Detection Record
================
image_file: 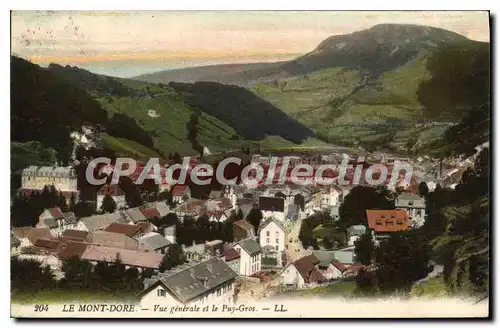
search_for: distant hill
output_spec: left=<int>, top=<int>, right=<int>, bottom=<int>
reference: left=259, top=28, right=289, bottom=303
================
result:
left=134, top=24, right=489, bottom=155
left=135, top=24, right=469, bottom=86
left=134, top=62, right=280, bottom=86
left=252, top=38, right=489, bottom=153
left=12, top=23, right=489, bottom=167
left=12, top=56, right=317, bottom=171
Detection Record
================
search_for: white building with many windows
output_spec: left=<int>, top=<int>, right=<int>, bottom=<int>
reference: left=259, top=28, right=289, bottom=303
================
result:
left=258, top=217, right=286, bottom=253
left=395, top=193, right=426, bottom=228
left=233, top=238, right=262, bottom=276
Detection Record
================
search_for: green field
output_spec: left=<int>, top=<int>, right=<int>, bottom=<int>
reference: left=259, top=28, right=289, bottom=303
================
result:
left=410, top=276, right=448, bottom=298
left=100, top=133, right=162, bottom=159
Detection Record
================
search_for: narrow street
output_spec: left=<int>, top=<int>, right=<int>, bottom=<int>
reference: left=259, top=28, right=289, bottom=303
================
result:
left=285, top=213, right=311, bottom=263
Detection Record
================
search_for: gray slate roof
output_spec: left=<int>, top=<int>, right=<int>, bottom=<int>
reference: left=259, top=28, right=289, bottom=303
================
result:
left=44, top=218, right=59, bottom=229
left=139, top=232, right=171, bottom=250
left=397, top=192, right=424, bottom=201
left=22, top=165, right=76, bottom=178
left=140, top=257, right=237, bottom=304
left=332, top=249, right=355, bottom=265
left=313, top=250, right=337, bottom=268
left=236, top=238, right=262, bottom=256
left=395, top=193, right=426, bottom=209
left=124, top=207, right=148, bottom=223
left=313, top=249, right=355, bottom=266
left=80, top=212, right=127, bottom=231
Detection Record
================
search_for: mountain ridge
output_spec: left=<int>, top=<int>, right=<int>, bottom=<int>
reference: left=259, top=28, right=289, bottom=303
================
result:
left=134, top=24, right=473, bottom=86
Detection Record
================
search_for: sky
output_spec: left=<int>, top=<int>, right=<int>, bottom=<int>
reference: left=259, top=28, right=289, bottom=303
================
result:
left=11, top=11, right=490, bottom=78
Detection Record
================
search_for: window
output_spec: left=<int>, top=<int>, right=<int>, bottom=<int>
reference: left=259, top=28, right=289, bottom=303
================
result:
left=275, top=231, right=279, bottom=237
left=275, top=245, right=279, bottom=251
left=276, top=238, right=279, bottom=244
left=416, top=210, right=421, bottom=217
left=266, top=231, right=270, bottom=236
left=266, top=238, right=270, bottom=244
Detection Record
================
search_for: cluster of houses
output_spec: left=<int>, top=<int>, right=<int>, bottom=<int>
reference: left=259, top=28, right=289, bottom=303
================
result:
left=281, top=248, right=363, bottom=289
left=280, top=191, right=428, bottom=290
left=11, top=202, right=176, bottom=271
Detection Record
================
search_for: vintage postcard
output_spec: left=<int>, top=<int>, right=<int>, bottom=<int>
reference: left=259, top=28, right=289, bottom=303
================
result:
left=10, top=10, right=490, bottom=318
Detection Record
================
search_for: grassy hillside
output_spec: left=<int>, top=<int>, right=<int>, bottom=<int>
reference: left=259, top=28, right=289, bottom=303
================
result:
left=99, top=133, right=162, bottom=159
left=12, top=56, right=323, bottom=177
left=168, top=81, right=315, bottom=144
left=93, top=83, right=240, bottom=156
left=132, top=24, right=488, bottom=156
left=252, top=38, right=489, bottom=154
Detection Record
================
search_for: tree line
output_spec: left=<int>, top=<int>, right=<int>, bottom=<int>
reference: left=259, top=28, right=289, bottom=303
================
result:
left=11, top=185, right=71, bottom=227
left=11, top=254, right=152, bottom=299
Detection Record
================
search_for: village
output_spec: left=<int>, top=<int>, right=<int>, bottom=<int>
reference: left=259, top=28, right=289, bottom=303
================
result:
left=10, top=143, right=486, bottom=306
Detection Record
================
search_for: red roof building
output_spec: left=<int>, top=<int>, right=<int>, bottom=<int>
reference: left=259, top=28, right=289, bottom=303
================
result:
left=291, top=254, right=326, bottom=284
left=103, top=223, right=142, bottom=238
